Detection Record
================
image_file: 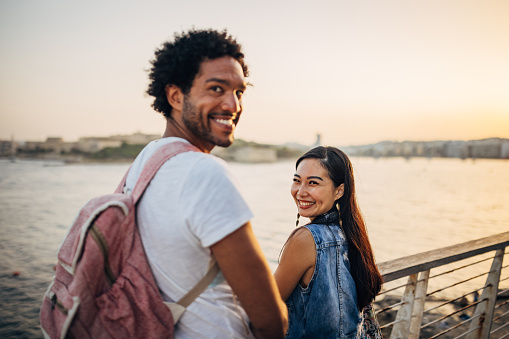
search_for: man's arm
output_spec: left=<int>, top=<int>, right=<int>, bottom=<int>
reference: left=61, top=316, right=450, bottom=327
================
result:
left=210, top=222, right=288, bottom=339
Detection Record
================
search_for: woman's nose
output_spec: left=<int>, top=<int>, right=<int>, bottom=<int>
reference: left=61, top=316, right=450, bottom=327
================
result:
left=297, top=185, right=308, bottom=196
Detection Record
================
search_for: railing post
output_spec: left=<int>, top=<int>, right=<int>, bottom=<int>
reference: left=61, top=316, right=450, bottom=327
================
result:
left=408, top=270, right=430, bottom=339
left=390, top=274, right=417, bottom=339
left=467, top=248, right=505, bottom=339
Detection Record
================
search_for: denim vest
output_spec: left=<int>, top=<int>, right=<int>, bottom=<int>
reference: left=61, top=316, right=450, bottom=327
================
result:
left=286, top=210, right=361, bottom=338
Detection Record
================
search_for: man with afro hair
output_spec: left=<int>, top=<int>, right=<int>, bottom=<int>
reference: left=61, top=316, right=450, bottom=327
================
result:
left=123, top=29, right=288, bottom=338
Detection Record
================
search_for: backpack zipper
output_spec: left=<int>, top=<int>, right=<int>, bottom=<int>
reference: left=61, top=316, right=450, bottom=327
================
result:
left=51, top=294, right=68, bottom=315
left=89, top=224, right=116, bottom=286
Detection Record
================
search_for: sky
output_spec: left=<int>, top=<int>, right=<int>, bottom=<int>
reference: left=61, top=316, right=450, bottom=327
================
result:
left=1, top=0, right=508, bottom=147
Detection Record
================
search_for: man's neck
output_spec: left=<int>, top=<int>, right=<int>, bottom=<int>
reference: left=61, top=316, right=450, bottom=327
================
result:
left=162, top=118, right=213, bottom=153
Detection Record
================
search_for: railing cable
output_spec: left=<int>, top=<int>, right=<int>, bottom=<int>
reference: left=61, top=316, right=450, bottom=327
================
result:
left=426, top=272, right=492, bottom=297
left=426, top=314, right=481, bottom=339
left=378, top=281, right=410, bottom=295
left=493, top=299, right=509, bottom=319
left=428, top=256, right=493, bottom=280
left=491, top=309, right=509, bottom=326
left=379, top=318, right=404, bottom=330
left=497, top=287, right=509, bottom=296
left=423, top=288, right=484, bottom=314
left=450, top=324, right=482, bottom=339
left=375, top=300, right=405, bottom=315
left=421, top=299, right=484, bottom=329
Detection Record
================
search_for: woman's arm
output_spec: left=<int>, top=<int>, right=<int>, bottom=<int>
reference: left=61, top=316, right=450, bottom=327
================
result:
left=273, top=227, right=317, bottom=301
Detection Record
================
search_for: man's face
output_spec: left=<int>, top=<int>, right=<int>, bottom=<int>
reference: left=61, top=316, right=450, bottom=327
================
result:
left=181, top=56, right=247, bottom=149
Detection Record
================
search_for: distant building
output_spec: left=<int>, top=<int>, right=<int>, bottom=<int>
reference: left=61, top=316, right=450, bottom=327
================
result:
left=502, top=141, right=509, bottom=159
left=469, top=139, right=503, bottom=159
left=232, top=146, right=277, bottom=163
left=0, top=140, right=15, bottom=156
left=311, top=133, right=322, bottom=148
left=23, top=137, right=76, bottom=154
left=110, top=132, right=160, bottom=145
left=76, top=137, right=122, bottom=153
left=76, top=132, right=158, bottom=153
left=444, top=141, right=469, bottom=159
left=401, top=142, right=415, bottom=158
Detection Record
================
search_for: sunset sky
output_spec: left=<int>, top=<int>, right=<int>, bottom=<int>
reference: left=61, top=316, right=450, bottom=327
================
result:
left=1, top=0, right=508, bottom=147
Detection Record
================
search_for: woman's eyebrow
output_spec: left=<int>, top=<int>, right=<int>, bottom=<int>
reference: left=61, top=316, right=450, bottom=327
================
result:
left=307, top=176, right=324, bottom=181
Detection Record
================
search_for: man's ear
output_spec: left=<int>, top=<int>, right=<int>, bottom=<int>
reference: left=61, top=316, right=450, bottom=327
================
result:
left=165, top=84, right=184, bottom=111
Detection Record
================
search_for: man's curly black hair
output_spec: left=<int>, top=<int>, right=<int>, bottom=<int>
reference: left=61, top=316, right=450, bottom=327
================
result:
left=147, top=29, right=249, bottom=119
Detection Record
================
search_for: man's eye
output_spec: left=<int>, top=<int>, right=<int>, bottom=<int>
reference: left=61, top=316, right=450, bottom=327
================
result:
left=236, top=90, right=244, bottom=99
left=211, top=86, right=223, bottom=93
left=293, top=178, right=300, bottom=183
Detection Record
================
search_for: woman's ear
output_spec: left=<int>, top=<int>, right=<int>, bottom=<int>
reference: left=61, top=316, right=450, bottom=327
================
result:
left=335, top=183, right=345, bottom=200
left=165, top=84, right=184, bottom=111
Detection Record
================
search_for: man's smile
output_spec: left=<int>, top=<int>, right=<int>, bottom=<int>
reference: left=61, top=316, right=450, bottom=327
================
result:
left=214, top=117, right=234, bottom=126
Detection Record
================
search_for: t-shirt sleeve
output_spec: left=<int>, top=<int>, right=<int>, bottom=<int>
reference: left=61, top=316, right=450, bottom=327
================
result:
left=180, top=155, right=253, bottom=248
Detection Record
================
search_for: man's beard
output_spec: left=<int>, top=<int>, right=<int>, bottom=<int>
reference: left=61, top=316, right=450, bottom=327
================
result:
left=181, top=96, right=234, bottom=148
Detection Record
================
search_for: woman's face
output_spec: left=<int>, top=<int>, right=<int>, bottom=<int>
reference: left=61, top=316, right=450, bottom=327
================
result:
left=291, top=159, right=344, bottom=221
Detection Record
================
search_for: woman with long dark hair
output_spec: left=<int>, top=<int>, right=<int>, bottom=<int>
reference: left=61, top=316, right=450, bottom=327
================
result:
left=274, top=146, right=383, bottom=338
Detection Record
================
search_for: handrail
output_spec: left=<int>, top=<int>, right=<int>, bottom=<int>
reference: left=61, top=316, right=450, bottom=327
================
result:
left=374, top=232, right=509, bottom=338
left=378, top=231, right=509, bottom=282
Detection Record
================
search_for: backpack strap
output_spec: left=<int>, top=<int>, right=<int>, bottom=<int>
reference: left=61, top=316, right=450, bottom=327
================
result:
left=115, top=169, right=130, bottom=194
left=115, top=141, right=200, bottom=201
left=177, top=259, right=220, bottom=308
left=117, top=140, right=221, bottom=321
left=165, top=259, right=220, bottom=324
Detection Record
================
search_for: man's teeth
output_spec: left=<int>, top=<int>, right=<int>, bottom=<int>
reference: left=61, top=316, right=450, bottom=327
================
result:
left=215, top=118, right=233, bottom=126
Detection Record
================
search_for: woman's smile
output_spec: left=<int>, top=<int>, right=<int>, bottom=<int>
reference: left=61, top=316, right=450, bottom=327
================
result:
left=297, top=200, right=315, bottom=208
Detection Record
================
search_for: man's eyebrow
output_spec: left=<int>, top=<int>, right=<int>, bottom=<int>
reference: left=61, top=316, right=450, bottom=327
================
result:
left=205, top=78, right=247, bottom=90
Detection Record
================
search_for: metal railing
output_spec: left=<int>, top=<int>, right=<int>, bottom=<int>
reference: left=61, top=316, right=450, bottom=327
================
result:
left=374, top=231, right=509, bottom=338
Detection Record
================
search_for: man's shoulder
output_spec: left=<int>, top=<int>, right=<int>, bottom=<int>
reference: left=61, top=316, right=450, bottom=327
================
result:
left=127, top=138, right=228, bottom=188
left=170, top=147, right=228, bottom=171
left=140, top=138, right=226, bottom=167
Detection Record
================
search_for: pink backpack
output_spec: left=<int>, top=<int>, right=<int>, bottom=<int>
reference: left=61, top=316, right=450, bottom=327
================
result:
left=40, top=142, right=218, bottom=339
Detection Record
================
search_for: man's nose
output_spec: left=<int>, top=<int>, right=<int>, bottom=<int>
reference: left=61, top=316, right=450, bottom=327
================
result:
left=221, top=92, right=241, bottom=113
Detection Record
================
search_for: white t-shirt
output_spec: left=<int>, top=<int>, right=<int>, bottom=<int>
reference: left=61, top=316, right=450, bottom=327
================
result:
left=125, top=137, right=255, bottom=339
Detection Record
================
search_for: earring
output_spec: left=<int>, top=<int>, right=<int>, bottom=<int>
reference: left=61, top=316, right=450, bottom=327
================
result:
left=296, top=213, right=300, bottom=227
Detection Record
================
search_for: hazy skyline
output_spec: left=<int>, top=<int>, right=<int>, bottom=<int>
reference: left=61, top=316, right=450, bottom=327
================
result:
left=1, top=0, right=508, bottom=147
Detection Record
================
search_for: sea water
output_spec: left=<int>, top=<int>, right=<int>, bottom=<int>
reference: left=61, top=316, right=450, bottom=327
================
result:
left=1, top=157, right=508, bottom=338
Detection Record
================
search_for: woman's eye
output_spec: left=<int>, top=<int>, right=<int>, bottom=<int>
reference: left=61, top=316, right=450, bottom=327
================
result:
left=309, top=181, right=318, bottom=185
left=293, top=178, right=300, bottom=183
